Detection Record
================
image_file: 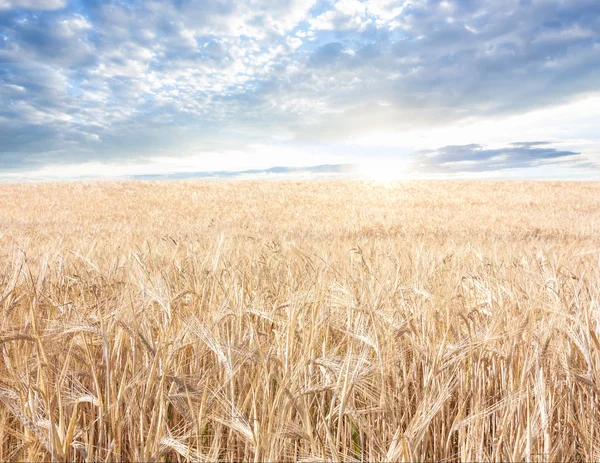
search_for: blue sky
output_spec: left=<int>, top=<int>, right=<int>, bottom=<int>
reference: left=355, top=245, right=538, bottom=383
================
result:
left=0, top=0, right=599, bottom=181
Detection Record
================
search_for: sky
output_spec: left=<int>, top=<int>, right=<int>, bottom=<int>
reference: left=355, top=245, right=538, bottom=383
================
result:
left=0, top=0, right=599, bottom=181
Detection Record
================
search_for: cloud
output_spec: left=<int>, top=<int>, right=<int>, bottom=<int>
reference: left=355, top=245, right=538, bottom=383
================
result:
left=0, top=0, right=599, bottom=178
left=310, top=0, right=369, bottom=31
left=131, top=163, right=355, bottom=180
left=0, top=0, right=66, bottom=10
left=412, top=142, right=588, bottom=173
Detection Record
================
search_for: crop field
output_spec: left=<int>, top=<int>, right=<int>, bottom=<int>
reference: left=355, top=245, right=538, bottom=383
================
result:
left=1, top=180, right=600, bottom=462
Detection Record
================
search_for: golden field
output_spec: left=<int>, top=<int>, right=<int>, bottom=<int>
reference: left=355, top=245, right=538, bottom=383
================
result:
left=1, top=180, right=600, bottom=462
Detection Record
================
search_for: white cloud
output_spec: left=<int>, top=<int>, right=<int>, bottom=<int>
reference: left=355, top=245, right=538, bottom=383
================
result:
left=0, top=144, right=352, bottom=182
left=366, top=0, right=411, bottom=22
left=1, top=0, right=599, bottom=180
left=287, top=36, right=303, bottom=49
left=310, top=11, right=339, bottom=31
left=336, top=0, right=367, bottom=16
left=349, top=95, right=600, bottom=168
left=0, top=0, right=66, bottom=10
left=310, top=0, right=370, bottom=31
left=56, top=14, right=92, bottom=37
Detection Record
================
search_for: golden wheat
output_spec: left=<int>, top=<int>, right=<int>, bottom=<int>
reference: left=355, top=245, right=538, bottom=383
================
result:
left=0, top=180, right=599, bottom=462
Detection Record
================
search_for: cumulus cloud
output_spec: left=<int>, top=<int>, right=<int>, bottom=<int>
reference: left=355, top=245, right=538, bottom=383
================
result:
left=0, top=0, right=599, bottom=178
left=310, top=0, right=369, bottom=31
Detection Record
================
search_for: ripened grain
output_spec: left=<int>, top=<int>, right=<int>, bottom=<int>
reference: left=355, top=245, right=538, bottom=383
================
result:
left=0, top=180, right=599, bottom=461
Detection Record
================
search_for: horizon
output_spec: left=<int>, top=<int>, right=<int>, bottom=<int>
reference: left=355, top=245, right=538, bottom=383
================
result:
left=1, top=0, right=600, bottom=181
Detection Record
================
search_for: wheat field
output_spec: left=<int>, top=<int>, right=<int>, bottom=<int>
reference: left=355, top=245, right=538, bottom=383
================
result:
left=0, top=180, right=599, bottom=462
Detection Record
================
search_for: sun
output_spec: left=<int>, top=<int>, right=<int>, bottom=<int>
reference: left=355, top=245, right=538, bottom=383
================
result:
left=357, top=160, right=408, bottom=182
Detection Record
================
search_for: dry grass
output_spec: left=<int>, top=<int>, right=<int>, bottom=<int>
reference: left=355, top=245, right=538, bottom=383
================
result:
left=1, top=180, right=600, bottom=462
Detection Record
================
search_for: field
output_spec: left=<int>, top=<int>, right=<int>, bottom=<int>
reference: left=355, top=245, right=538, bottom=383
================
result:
left=1, top=180, right=600, bottom=462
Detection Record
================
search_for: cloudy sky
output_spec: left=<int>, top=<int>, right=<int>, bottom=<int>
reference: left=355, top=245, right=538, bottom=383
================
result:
left=1, top=0, right=599, bottom=181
